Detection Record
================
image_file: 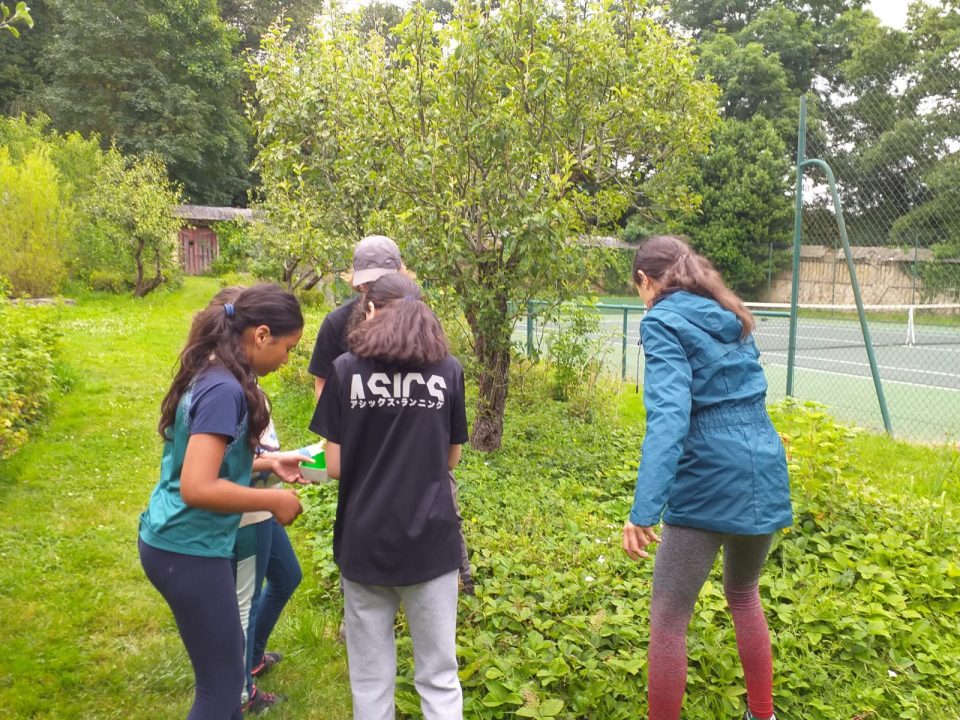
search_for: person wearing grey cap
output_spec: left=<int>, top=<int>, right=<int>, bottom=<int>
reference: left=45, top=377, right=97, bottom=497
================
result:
left=308, top=235, right=403, bottom=400
left=308, top=235, right=475, bottom=595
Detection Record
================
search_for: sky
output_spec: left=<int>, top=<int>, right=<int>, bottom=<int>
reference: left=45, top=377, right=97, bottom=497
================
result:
left=865, top=0, right=914, bottom=29
left=344, top=0, right=925, bottom=28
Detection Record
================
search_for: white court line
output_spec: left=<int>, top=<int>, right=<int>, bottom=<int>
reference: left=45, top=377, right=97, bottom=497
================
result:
left=761, top=356, right=960, bottom=392
left=763, top=351, right=960, bottom=380
left=531, top=325, right=960, bottom=388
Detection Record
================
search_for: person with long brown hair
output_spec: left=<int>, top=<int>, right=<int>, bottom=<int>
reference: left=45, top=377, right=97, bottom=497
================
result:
left=310, top=273, right=469, bottom=720
left=138, top=284, right=306, bottom=720
left=621, top=235, right=792, bottom=720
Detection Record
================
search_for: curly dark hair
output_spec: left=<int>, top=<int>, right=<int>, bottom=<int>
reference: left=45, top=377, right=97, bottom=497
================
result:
left=347, top=274, right=448, bottom=368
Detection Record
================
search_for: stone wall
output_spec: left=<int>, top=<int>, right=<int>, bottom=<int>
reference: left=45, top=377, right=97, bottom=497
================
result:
left=760, top=245, right=958, bottom=306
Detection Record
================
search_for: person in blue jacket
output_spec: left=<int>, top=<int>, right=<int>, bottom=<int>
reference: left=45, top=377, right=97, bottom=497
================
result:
left=621, top=235, right=792, bottom=720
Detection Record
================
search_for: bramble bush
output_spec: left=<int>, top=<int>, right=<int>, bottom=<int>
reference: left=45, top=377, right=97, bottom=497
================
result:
left=544, top=301, right=607, bottom=409
left=295, top=366, right=959, bottom=719
left=0, top=291, right=60, bottom=459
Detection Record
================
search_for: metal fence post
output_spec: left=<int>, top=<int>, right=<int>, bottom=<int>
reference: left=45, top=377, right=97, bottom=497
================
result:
left=804, top=158, right=894, bottom=436
left=526, top=300, right=534, bottom=357
left=787, top=95, right=807, bottom=397
left=621, top=307, right=628, bottom=380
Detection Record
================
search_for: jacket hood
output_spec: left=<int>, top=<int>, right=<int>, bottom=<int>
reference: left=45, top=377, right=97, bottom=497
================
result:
left=653, top=290, right=744, bottom=343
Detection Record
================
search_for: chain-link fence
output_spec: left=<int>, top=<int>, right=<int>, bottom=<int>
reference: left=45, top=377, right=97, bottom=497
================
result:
left=782, top=86, right=960, bottom=442
left=517, top=67, right=960, bottom=444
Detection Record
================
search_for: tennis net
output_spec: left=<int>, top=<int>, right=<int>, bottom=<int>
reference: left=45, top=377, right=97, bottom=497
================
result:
left=746, top=302, right=960, bottom=353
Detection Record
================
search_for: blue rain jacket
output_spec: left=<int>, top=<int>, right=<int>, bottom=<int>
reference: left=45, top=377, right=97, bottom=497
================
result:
left=630, top=291, right=793, bottom=535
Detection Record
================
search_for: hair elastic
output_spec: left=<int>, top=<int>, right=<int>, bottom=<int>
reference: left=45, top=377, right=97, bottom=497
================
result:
left=224, top=303, right=235, bottom=318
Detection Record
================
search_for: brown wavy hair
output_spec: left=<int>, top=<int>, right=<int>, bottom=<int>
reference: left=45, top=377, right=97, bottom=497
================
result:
left=347, top=274, right=448, bottom=368
left=633, top=235, right=754, bottom=338
left=158, top=284, right=304, bottom=446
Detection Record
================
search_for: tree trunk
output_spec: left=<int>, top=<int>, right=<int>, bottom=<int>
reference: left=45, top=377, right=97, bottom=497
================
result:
left=133, top=237, right=145, bottom=296
left=471, top=341, right=511, bottom=451
left=134, top=245, right=165, bottom=297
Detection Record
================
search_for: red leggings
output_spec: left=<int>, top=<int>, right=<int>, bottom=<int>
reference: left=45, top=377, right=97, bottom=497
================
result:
left=647, top=525, right=775, bottom=720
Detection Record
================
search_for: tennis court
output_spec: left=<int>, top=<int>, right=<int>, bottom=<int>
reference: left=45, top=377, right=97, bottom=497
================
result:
left=519, top=302, right=960, bottom=443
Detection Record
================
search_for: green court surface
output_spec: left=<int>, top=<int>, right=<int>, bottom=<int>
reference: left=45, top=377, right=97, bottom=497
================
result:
left=518, top=304, right=960, bottom=443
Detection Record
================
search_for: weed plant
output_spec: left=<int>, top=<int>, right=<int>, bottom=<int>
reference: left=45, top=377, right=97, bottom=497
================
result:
left=294, top=361, right=960, bottom=719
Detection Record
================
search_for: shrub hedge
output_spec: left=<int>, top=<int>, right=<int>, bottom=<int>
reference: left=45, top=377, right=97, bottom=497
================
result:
left=0, top=297, right=60, bottom=459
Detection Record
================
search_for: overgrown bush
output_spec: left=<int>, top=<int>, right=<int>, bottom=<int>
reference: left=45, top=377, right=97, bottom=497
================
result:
left=87, top=270, right=127, bottom=293
left=545, top=301, right=606, bottom=406
left=0, top=146, right=71, bottom=296
left=81, top=151, right=183, bottom=297
left=0, top=115, right=183, bottom=296
left=0, top=298, right=60, bottom=458
left=209, top=219, right=257, bottom=276
left=294, top=376, right=959, bottom=719
left=216, top=271, right=260, bottom=289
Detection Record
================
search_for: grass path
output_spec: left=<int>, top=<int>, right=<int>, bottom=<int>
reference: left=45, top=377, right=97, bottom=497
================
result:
left=0, top=278, right=350, bottom=719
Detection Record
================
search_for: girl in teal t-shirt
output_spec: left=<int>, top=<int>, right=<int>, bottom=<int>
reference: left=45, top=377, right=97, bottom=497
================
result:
left=138, top=284, right=306, bottom=720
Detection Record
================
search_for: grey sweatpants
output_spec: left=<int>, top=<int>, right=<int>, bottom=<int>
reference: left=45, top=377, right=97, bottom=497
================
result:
left=343, top=570, right=462, bottom=720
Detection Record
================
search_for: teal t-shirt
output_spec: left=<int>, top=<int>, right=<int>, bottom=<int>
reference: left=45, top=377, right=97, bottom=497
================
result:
left=139, top=367, right=254, bottom=558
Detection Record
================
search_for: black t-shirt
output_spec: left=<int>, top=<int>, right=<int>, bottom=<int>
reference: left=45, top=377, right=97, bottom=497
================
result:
left=307, top=297, right=359, bottom=380
left=310, top=352, right=469, bottom=585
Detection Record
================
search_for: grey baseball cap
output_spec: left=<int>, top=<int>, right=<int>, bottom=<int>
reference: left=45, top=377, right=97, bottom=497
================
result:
left=351, top=235, right=403, bottom=288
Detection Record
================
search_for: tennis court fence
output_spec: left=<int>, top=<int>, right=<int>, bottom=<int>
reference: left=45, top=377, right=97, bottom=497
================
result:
left=516, top=300, right=960, bottom=443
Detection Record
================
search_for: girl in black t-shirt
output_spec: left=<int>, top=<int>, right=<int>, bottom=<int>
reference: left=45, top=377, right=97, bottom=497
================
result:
left=311, top=274, right=468, bottom=720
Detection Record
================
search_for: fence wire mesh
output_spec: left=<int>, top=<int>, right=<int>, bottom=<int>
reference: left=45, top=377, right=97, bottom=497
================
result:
left=788, top=85, right=960, bottom=442
left=518, top=67, right=960, bottom=444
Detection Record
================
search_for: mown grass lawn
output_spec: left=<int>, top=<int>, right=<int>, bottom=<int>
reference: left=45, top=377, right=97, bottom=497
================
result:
left=1, top=277, right=958, bottom=720
left=0, top=277, right=349, bottom=719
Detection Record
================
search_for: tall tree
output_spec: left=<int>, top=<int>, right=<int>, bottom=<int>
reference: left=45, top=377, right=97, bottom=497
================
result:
left=669, top=0, right=865, bottom=39
left=888, top=0, right=960, bottom=286
left=217, top=0, right=322, bottom=53
left=254, top=1, right=719, bottom=450
left=681, top=116, right=792, bottom=295
left=44, top=0, right=250, bottom=205
left=737, top=4, right=816, bottom=92
left=0, top=0, right=49, bottom=114
left=697, top=33, right=792, bottom=124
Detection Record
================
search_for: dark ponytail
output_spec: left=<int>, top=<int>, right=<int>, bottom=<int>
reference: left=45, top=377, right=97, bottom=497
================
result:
left=348, top=274, right=448, bottom=368
left=158, top=284, right=304, bottom=446
left=633, top=235, right=754, bottom=338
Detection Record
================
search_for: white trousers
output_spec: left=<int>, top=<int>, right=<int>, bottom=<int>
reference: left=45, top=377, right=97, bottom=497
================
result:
left=342, top=569, right=462, bottom=720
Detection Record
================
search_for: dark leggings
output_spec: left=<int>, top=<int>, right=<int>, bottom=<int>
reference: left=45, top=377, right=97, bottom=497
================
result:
left=648, top=525, right=775, bottom=720
left=139, top=538, right=244, bottom=720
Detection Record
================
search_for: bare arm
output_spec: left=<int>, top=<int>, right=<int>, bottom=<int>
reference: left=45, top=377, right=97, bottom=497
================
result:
left=314, top=376, right=326, bottom=401
left=325, top=441, right=340, bottom=480
left=180, top=433, right=302, bottom=524
left=252, top=451, right=314, bottom=484
left=448, top=444, right=462, bottom=470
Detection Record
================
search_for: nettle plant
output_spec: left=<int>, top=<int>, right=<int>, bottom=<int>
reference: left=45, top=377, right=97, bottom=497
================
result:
left=293, top=369, right=960, bottom=719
